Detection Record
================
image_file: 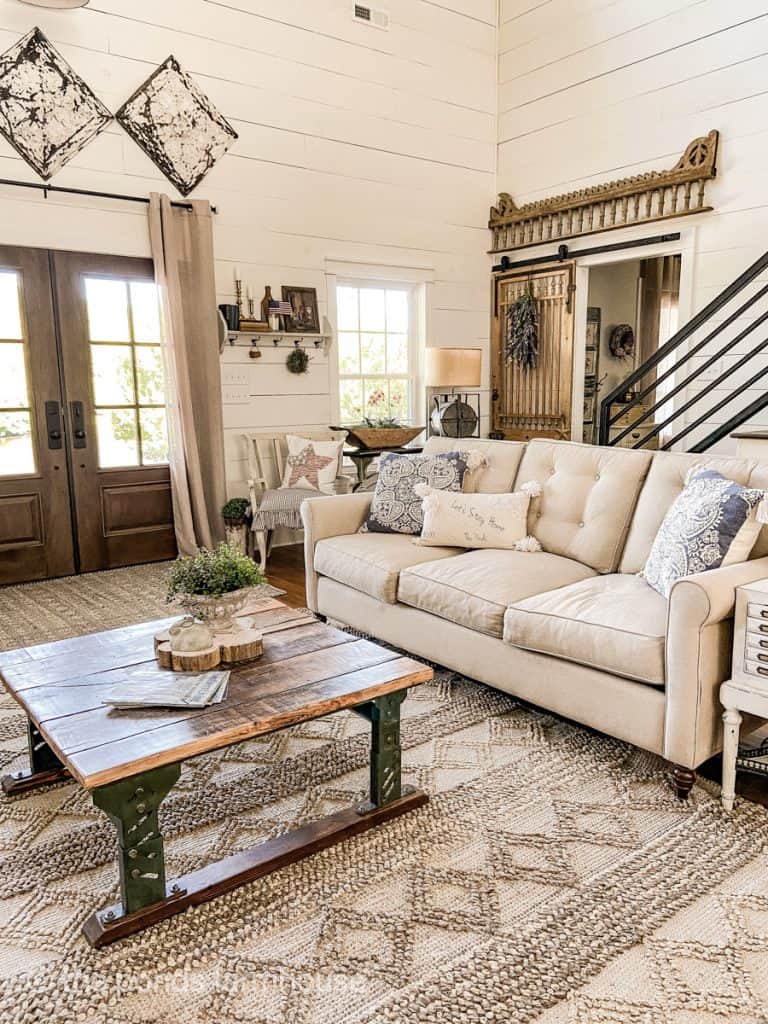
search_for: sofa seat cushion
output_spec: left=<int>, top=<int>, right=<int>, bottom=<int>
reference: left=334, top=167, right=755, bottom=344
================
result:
left=314, top=533, right=463, bottom=604
left=397, top=549, right=596, bottom=638
left=503, top=574, right=668, bottom=686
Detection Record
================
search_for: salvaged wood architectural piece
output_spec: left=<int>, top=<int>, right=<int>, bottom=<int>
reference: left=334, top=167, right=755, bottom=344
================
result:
left=489, top=131, right=719, bottom=253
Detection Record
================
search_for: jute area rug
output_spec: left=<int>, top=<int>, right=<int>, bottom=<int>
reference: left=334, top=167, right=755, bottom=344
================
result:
left=0, top=572, right=767, bottom=1023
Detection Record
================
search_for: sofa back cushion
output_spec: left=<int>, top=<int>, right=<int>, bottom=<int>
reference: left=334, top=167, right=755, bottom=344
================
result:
left=513, top=439, right=653, bottom=573
left=620, top=451, right=768, bottom=573
left=422, top=436, right=525, bottom=493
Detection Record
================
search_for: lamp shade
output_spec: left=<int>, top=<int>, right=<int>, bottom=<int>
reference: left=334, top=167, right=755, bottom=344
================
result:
left=426, top=347, right=481, bottom=388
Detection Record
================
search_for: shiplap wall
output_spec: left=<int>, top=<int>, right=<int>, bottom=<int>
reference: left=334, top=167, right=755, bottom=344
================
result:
left=497, top=0, right=768, bottom=452
left=0, top=0, right=497, bottom=497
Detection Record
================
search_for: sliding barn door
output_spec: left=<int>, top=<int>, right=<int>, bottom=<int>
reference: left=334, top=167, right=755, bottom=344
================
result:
left=491, top=263, right=575, bottom=441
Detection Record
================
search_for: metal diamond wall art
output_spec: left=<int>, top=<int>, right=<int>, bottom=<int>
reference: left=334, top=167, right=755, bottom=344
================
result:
left=117, top=56, right=238, bottom=197
left=0, top=27, right=112, bottom=180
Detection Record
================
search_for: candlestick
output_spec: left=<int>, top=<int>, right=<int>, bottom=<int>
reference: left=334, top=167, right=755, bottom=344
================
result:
left=235, top=278, right=244, bottom=319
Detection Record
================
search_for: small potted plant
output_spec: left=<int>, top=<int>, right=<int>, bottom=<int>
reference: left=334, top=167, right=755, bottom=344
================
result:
left=222, top=497, right=251, bottom=555
left=167, top=542, right=264, bottom=632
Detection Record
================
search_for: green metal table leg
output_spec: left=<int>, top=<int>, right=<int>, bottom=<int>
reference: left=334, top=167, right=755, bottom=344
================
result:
left=28, top=721, right=64, bottom=774
left=1, top=721, right=71, bottom=795
left=92, top=763, right=181, bottom=916
left=366, top=690, right=406, bottom=808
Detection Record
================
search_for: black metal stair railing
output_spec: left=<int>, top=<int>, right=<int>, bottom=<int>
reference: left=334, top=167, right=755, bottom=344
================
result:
left=598, top=250, right=768, bottom=452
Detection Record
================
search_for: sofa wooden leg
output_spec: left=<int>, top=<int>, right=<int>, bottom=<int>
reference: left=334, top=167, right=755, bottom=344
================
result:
left=670, top=764, right=696, bottom=801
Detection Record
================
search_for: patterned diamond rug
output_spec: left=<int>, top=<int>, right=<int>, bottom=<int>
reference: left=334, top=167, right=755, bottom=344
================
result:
left=1, top=574, right=767, bottom=1022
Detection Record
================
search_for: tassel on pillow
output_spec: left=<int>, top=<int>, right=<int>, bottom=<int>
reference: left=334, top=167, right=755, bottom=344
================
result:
left=758, top=496, right=768, bottom=525
left=520, top=480, right=542, bottom=498
left=513, top=534, right=542, bottom=552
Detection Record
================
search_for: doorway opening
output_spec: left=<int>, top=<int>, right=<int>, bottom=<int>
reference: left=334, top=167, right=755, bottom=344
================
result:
left=0, top=246, right=176, bottom=585
left=581, top=254, right=682, bottom=446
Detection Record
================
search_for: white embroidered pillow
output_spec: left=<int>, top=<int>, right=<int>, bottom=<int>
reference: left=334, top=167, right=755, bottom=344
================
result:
left=415, top=481, right=542, bottom=551
left=281, top=435, right=343, bottom=494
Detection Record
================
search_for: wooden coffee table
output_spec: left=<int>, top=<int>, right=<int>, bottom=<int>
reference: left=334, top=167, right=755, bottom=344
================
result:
left=0, top=599, right=432, bottom=948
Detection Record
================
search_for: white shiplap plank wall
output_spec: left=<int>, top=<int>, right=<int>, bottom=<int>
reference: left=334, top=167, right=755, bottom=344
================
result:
left=497, top=0, right=768, bottom=452
left=0, top=0, right=496, bottom=500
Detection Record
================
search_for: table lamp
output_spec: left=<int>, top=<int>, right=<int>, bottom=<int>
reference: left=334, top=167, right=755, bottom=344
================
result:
left=426, top=347, right=482, bottom=438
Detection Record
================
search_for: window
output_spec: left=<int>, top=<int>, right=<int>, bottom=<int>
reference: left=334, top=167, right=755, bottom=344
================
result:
left=336, top=282, right=413, bottom=425
left=0, top=271, right=35, bottom=476
left=84, top=276, right=168, bottom=468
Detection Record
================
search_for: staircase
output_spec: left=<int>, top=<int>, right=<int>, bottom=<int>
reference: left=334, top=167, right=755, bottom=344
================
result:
left=598, top=251, right=768, bottom=452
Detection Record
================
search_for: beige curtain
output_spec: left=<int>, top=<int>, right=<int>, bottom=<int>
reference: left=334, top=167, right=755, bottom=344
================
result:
left=149, top=193, right=226, bottom=555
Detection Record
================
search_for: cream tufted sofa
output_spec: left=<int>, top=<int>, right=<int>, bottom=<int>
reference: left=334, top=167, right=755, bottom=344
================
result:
left=301, top=438, right=768, bottom=797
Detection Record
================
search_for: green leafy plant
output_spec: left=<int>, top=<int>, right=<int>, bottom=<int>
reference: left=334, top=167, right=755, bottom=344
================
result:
left=286, top=347, right=310, bottom=374
left=506, top=289, right=539, bottom=371
left=222, top=497, right=250, bottom=523
left=167, top=542, right=264, bottom=600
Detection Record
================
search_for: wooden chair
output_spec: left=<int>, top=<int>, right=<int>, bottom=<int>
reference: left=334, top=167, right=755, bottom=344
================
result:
left=243, top=430, right=351, bottom=569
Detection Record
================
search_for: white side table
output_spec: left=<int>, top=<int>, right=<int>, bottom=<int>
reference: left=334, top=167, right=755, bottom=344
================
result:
left=720, top=679, right=768, bottom=811
left=720, top=578, right=768, bottom=810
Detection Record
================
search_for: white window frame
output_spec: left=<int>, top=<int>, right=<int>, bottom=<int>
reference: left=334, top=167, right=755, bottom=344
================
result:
left=326, top=266, right=430, bottom=428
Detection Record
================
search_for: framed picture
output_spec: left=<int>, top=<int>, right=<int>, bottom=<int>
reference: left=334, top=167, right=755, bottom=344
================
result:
left=586, top=306, right=601, bottom=349
left=583, top=392, right=596, bottom=423
left=585, top=348, right=597, bottom=376
left=281, top=286, right=320, bottom=333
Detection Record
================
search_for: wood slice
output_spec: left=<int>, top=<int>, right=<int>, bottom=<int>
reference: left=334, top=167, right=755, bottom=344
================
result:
left=155, top=642, right=221, bottom=672
left=216, top=628, right=264, bottom=665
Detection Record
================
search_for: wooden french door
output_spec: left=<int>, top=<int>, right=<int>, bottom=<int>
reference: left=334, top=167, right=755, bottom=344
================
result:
left=491, top=263, right=575, bottom=440
left=0, top=247, right=176, bottom=585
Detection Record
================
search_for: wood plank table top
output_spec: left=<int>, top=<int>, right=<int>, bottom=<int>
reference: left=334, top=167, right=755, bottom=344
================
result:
left=0, top=599, right=432, bottom=791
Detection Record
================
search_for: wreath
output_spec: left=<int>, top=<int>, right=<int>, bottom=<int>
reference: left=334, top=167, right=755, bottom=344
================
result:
left=609, top=323, right=635, bottom=360
left=505, top=288, right=539, bottom=371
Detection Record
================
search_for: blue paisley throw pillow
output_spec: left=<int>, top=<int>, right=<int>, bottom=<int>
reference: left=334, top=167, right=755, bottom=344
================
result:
left=363, top=451, right=469, bottom=535
left=643, top=468, right=765, bottom=598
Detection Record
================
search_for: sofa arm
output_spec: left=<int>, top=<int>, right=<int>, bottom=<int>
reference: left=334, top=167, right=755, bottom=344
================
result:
left=300, top=492, right=373, bottom=611
left=664, top=556, right=768, bottom=768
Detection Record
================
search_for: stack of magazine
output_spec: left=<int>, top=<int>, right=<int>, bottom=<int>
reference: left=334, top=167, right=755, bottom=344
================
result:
left=103, top=666, right=231, bottom=710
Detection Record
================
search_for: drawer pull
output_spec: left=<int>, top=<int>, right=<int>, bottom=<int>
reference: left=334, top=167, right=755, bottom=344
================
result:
left=761, top=609, right=768, bottom=619
left=758, top=666, right=768, bottom=676
left=758, top=653, right=768, bottom=663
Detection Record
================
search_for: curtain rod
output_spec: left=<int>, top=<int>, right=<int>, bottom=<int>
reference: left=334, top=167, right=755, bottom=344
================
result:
left=491, top=232, right=681, bottom=273
left=0, top=177, right=218, bottom=214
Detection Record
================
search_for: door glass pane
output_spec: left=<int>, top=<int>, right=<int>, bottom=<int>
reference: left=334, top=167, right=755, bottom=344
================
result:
left=386, top=290, right=408, bottom=333
left=135, top=346, right=165, bottom=405
left=0, top=344, right=30, bottom=407
left=139, top=408, right=169, bottom=464
left=0, top=272, right=23, bottom=339
left=130, top=281, right=161, bottom=342
left=90, top=345, right=135, bottom=406
left=359, top=288, right=385, bottom=331
left=95, top=408, right=139, bottom=467
left=336, top=287, right=358, bottom=331
left=360, top=332, right=385, bottom=374
left=85, top=278, right=130, bottom=341
left=0, top=412, right=34, bottom=475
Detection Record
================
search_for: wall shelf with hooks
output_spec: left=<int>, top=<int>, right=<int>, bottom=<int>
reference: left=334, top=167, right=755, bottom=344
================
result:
left=226, top=331, right=331, bottom=353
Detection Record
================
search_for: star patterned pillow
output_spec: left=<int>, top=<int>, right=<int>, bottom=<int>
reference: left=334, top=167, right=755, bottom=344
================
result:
left=280, top=436, right=343, bottom=494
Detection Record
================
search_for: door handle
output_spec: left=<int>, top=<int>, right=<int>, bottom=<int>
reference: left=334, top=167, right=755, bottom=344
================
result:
left=44, top=400, right=63, bottom=450
left=70, top=401, right=87, bottom=449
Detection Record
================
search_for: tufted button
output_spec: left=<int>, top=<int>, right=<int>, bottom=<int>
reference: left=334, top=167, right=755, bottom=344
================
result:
left=579, top=521, right=584, bottom=527
left=537, top=512, right=542, bottom=518
left=595, top=473, right=600, bottom=481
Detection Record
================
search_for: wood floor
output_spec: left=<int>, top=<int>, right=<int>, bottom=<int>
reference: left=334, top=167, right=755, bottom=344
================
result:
left=265, top=543, right=308, bottom=609
left=267, top=545, right=768, bottom=810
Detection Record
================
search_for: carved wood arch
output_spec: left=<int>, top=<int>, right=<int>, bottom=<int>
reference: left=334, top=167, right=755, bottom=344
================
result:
left=489, top=131, right=719, bottom=254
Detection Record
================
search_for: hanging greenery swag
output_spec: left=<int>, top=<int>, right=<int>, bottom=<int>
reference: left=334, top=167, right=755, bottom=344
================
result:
left=506, top=287, right=539, bottom=371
